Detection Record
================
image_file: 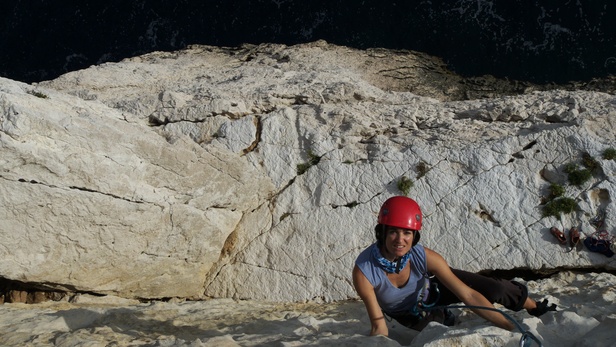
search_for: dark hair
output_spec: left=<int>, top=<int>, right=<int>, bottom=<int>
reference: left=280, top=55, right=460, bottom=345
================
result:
left=375, top=224, right=421, bottom=247
left=375, top=224, right=386, bottom=247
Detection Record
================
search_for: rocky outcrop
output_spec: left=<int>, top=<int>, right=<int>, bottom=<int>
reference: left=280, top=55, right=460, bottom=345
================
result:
left=0, top=66, right=275, bottom=299
left=1, top=41, right=615, bottom=301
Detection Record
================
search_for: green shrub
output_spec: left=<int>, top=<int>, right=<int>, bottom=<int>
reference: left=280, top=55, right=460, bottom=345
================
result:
left=27, top=90, right=48, bottom=98
left=345, top=201, right=359, bottom=208
left=543, top=197, right=578, bottom=218
left=416, top=162, right=428, bottom=179
left=581, top=152, right=600, bottom=172
left=296, top=163, right=311, bottom=175
left=562, top=161, right=593, bottom=186
left=568, top=168, right=592, bottom=186
left=563, top=162, right=578, bottom=174
left=603, top=148, right=616, bottom=160
left=548, top=183, right=565, bottom=199
left=397, top=176, right=414, bottom=196
left=296, top=151, right=321, bottom=175
left=541, top=152, right=600, bottom=220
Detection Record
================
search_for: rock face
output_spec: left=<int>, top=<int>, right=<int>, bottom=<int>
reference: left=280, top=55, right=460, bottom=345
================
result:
left=0, top=63, right=275, bottom=299
left=1, top=41, right=615, bottom=301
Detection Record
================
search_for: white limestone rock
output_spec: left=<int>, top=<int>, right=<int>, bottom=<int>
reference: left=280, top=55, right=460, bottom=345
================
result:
left=0, top=77, right=274, bottom=299
left=1, top=41, right=614, bottom=301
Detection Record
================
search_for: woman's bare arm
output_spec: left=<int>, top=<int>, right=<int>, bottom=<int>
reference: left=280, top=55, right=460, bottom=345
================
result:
left=352, top=265, right=389, bottom=336
left=425, top=248, right=515, bottom=331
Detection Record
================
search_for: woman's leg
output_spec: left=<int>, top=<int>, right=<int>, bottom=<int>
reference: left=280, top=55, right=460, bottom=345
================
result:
left=433, top=268, right=528, bottom=311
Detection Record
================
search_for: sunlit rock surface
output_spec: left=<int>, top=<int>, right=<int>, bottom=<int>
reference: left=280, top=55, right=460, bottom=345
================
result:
left=1, top=42, right=615, bottom=303
left=0, top=271, right=614, bottom=346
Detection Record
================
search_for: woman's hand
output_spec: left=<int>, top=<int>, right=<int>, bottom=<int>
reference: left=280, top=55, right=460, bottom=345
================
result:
left=369, top=316, right=389, bottom=336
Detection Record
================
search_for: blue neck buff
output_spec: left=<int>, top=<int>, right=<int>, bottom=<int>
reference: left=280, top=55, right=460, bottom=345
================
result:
left=371, top=243, right=411, bottom=274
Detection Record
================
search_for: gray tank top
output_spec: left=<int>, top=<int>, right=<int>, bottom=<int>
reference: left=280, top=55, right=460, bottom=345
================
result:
left=355, top=243, right=429, bottom=315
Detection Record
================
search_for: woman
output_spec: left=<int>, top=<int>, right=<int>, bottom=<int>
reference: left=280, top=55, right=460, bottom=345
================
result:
left=353, top=196, right=556, bottom=336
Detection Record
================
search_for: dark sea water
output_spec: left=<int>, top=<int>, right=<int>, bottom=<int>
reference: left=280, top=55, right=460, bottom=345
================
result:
left=1, top=0, right=615, bottom=84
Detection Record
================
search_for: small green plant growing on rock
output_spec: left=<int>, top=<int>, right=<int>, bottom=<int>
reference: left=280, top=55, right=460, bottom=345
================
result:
left=416, top=162, right=428, bottom=179
left=27, top=90, right=48, bottom=99
left=568, top=168, right=592, bottom=186
left=296, top=162, right=310, bottom=175
left=541, top=182, right=565, bottom=205
left=581, top=152, right=601, bottom=173
left=563, top=163, right=577, bottom=174
left=397, top=176, right=414, bottom=196
left=603, top=148, right=616, bottom=160
left=345, top=201, right=359, bottom=208
left=563, top=162, right=592, bottom=186
left=543, top=197, right=578, bottom=219
left=297, top=150, right=321, bottom=175
left=548, top=183, right=565, bottom=200
left=541, top=152, right=601, bottom=220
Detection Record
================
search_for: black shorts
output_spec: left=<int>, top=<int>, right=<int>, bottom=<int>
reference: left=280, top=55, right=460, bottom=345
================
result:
left=433, top=268, right=529, bottom=311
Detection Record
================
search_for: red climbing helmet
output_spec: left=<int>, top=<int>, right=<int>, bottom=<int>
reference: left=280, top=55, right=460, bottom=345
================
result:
left=377, top=196, right=423, bottom=231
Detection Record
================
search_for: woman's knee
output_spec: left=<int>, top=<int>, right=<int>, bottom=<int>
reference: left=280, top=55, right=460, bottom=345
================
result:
left=485, top=279, right=529, bottom=310
left=481, top=279, right=507, bottom=302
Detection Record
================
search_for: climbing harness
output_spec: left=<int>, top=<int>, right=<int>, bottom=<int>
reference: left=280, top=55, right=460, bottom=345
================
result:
left=409, top=274, right=440, bottom=317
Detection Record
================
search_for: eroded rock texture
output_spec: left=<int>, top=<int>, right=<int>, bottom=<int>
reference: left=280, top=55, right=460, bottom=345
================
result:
left=1, top=42, right=614, bottom=300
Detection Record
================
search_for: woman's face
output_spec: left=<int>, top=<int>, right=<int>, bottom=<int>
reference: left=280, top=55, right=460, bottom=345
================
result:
left=382, top=226, right=415, bottom=260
